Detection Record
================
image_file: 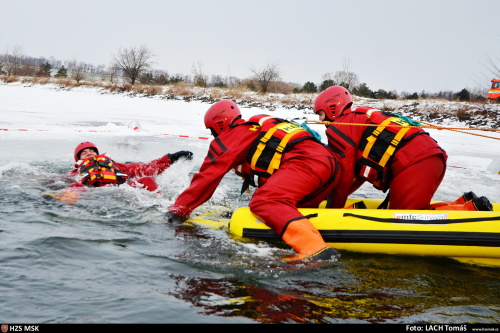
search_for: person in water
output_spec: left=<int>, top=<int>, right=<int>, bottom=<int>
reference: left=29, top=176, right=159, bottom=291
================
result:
left=165, top=99, right=341, bottom=263
left=44, top=141, right=193, bottom=202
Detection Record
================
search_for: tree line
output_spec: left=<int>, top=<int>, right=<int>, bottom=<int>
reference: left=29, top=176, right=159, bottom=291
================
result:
left=0, top=45, right=488, bottom=102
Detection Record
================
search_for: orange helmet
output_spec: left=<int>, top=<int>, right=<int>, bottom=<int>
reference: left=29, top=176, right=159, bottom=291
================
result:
left=204, top=100, right=242, bottom=137
left=313, top=86, right=353, bottom=121
left=74, top=141, right=99, bottom=161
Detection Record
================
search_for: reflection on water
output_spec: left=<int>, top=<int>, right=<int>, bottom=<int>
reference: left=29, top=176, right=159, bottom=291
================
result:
left=1, top=158, right=500, bottom=324
left=166, top=246, right=500, bottom=323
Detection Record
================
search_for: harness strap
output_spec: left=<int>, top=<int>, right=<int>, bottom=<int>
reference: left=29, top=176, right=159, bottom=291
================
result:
left=380, top=124, right=411, bottom=167
left=268, top=127, right=303, bottom=173
left=251, top=126, right=279, bottom=168
left=239, top=117, right=316, bottom=194
left=362, top=117, right=412, bottom=167
left=251, top=122, right=305, bottom=175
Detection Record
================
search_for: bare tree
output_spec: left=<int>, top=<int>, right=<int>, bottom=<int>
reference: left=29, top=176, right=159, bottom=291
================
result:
left=66, top=60, right=86, bottom=83
left=226, top=76, right=240, bottom=88
left=333, top=56, right=359, bottom=90
left=192, top=61, right=208, bottom=87
left=209, top=74, right=227, bottom=87
left=103, top=64, right=122, bottom=83
left=485, top=54, right=500, bottom=78
left=3, top=45, right=25, bottom=76
left=249, top=62, right=281, bottom=93
left=112, top=45, right=155, bottom=84
left=474, top=48, right=500, bottom=90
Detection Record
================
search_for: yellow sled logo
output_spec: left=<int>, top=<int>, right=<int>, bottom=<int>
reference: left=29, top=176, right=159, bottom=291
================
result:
left=394, top=213, right=448, bottom=221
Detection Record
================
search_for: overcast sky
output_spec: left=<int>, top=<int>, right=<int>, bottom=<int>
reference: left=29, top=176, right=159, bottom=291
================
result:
left=3, top=0, right=500, bottom=93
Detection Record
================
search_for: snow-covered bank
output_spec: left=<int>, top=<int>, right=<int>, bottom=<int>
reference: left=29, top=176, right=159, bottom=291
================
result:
left=3, top=79, right=500, bottom=127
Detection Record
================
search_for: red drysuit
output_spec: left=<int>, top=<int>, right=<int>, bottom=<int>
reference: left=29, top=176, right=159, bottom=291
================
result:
left=168, top=115, right=340, bottom=236
left=325, top=106, right=448, bottom=210
left=67, top=154, right=174, bottom=192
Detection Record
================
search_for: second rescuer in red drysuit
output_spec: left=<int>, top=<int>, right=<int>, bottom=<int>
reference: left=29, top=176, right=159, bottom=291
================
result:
left=45, top=142, right=193, bottom=202
left=165, top=100, right=340, bottom=262
left=313, top=85, right=492, bottom=211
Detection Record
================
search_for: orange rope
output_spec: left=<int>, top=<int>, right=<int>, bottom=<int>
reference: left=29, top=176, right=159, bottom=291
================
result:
left=419, top=121, right=500, bottom=140
left=304, top=120, right=500, bottom=141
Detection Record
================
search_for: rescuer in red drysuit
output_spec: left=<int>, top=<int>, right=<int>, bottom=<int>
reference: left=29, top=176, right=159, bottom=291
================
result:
left=165, top=100, right=341, bottom=263
left=44, top=142, right=192, bottom=202
left=313, top=86, right=492, bottom=211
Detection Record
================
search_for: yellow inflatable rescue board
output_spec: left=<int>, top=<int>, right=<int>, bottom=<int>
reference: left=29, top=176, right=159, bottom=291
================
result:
left=228, top=199, right=500, bottom=268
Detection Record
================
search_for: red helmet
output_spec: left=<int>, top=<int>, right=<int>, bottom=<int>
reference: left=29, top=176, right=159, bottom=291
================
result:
left=74, top=141, right=99, bottom=161
left=204, top=100, right=242, bottom=137
left=313, top=86, right=353, bottom=120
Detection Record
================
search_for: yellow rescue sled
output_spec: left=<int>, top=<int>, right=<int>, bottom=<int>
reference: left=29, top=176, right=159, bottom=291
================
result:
left=228, top=199, right=500, bottom=268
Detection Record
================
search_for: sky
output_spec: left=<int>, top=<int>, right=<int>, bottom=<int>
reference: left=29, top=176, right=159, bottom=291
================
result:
left=2, top=0, right=500, bottom=93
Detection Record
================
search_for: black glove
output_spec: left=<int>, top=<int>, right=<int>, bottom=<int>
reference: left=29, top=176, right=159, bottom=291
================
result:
left=167, top=151, right=193, bottom=163
left=165, top=211, right=188, bottom=223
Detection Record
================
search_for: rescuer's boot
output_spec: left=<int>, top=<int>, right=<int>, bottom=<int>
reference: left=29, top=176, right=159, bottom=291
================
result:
left=432, top=196, right=493, bottom=211
left=282, top=218, right=340, bottom=263
left=428, top=191, right=477, bottom=210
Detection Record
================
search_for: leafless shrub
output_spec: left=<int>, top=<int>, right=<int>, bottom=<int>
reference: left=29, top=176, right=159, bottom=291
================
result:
left=249, top=62, right=281, bottom=93
left=224, top=86, right=250, bottom=100
left=419, top=103, right=447, bottom=116
left=165, top=83, right=192, bottom=96
left=264, top=95, right=280, bottom=105
left=267, top=81, right=295, bottom=94
left=133, top=84, right=161, bottom=95
left=0, top=75, right=19, bottom=83
left=30, top=77, right=50, bottom=85
left=109, top=83, right=132, bottom=93
left=53, top=78, right=74, bottom=86
left=279, top=94, right=311, bottom=106
left=379, top=103, right=397, bottom=112
left=145, top=85, right=162, bottom=95
left=206, top=88, right=226, bottom=100
left=455, top=107, right=470, bottom=121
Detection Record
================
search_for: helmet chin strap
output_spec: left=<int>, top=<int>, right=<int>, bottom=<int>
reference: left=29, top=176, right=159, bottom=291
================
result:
left=229, top=116, right=244, bottom=128
left=324, top=114, right=335, bottom=123
left=208, top=127, right=218, bottom=137
left=334, top=103, right=352, bottom=120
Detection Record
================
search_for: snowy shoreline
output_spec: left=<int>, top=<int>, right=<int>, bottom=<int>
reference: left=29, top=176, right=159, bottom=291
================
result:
left=2, top=80, right=500, bottom=129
